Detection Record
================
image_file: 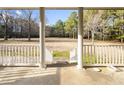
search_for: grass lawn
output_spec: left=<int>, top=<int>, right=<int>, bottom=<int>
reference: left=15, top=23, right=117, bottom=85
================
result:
left=53, top=50, right=70, bottom=59
left=52, top=50, right=97, bottom=64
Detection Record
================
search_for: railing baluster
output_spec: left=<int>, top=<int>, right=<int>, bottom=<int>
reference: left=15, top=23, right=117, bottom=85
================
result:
left=121, top=46, right=123, bottom=64
left=2, top=45, right=4, bottom=65
left=16, top=45, right=17, bottom=64
left=17, top=46, right=19, bottom=64
left=85, top=45, right=87, bottom=65
left=95, top=45, right=99, bottom=64
left=89, top=45, right=92, bottom=64
left=108, top=46, right=110, bottom=64
left=0, top=45, right=1, bottom=64
left=115, top=46, right=118, bottom=65
left=99, top=45, right=101, bottom=64
left=122, top=46, right=124, bottom=64
left=8, top=45, right=10, bottom=64
left=27, top=46, right=29, bottom=64
left=0, top=45, right=3, bottom=65
left=105, top=46, right=107, bottom=64
left=18, top=45, right=20, bottom=64
left=37, top=46, right=39, bottom=64
left=115, top=46, right=117, bottom=65
left=28, top=46, right=30, bottom=64
left=102, top=45, right=105, bottom=64
left=33, top=46, right=35, bottom=64
left=14, top=45, right=16, bottom=64
left=88, top=45, right=90, bottom=65
left=12, top=45, right=13, bottom=64
left=23, top=45, right=25, bottom=64
left=25, top=46, right=27, bottom=64
left=93, top=45, right=95, bottom=64
left=112, top=47, right=115, bottom=64
left=20, top=45, right=21, bottom=64
left=118, top=46, right=120, bottom=65
left=83, top=45, right=85, bottom=64
left=6, top=45, right=7, bottom=64
left=30, top=46, right=32, bottom=64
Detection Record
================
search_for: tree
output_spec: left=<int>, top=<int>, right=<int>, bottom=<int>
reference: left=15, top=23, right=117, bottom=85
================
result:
left=101, top=10, right=124, bottom=42
left=14, top=10, right=25, bottom=38
left=54, top=19, right=65, bottom=37
left=84, top=10, right=103, bottom=44
left=21, top=10, right=33, bottom=41
left=64, top=11, right=78, bottom=38
left=0, top=10, right=12, bottom=40
left=115, top=10, right=124, bottom=42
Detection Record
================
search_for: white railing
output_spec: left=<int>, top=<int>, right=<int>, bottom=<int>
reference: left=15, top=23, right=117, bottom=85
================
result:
left=1, top=44, right=124, bottom=66
left=70, top=45, right=124, bottom=66
left=0, top=44, right=53, bottom=66
left=0, top=44, right=40, bottom=66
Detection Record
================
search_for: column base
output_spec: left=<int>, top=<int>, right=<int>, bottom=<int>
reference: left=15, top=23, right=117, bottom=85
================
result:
left=38, top=64, right=47, bottom=69
left=77, top=65, right=85, bottom=70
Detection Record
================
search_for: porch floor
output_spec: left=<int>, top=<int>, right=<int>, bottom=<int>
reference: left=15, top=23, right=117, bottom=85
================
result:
left=0, top=66, right=124, bottom=85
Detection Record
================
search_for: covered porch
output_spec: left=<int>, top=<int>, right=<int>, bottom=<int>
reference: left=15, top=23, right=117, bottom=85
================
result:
left=32, top=7, right=124, bottom=69
left=0, top=7, right=124, bottom=85
left=0, top=7, right=124, bottom=68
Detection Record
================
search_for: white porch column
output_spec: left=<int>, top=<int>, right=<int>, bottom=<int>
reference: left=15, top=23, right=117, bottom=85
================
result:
left=39, top=7, right=45, bottom=68
left=77, top=7, right=83, bottom=69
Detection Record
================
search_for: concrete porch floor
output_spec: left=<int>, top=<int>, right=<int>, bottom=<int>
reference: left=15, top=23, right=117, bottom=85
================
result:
left=0, top=66, right=124, bottom=85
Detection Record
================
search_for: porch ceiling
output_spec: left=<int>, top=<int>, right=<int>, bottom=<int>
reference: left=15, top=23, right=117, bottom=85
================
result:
left=0, top=7, right=124, bottom=10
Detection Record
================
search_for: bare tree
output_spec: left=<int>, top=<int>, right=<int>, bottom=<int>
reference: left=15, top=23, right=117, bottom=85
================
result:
left=0, top=10, right=12, bottom=40
left=15, top=10, right=25, bottom=38
left=21, top=10, right=33, bottom=41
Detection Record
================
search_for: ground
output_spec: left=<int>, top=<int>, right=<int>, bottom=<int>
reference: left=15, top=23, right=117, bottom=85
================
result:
left=0, top=66, right=124, bottom=85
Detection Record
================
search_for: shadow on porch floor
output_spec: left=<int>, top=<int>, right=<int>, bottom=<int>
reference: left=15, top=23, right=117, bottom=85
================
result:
left=0, top=66, right=124, bottom=85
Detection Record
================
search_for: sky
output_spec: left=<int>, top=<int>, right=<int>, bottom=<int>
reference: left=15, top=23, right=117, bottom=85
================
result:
left=45, top=10, right=77, bottom=25
left=16, top=10, right=77, bottom=25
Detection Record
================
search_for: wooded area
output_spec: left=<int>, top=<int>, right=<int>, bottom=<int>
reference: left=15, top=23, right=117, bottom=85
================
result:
left=0, top=9, right=124, bottom=42
left=0, top=10, right=39, bottom=40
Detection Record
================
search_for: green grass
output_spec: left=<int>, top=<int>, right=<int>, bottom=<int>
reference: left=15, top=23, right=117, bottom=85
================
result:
left=72, top=54, right=97, bottom=64
left=53, top=50, right=70, bottom=59
left=83, top=54, right=97, bottom=64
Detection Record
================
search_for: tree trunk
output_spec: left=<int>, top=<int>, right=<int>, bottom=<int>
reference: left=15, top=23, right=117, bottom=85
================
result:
left=28, top=21, right=31, bottom=41
left=4, top=23, right=8, bottom=40
left=92, top=30, right=94, bottom=45
left=121, top=30, right=124, bottom=43
left=121, top=38, right=123, bottom=43
left=102, top=27, right=104, bottom=41
left=20, top=25, right=23, bottom=38
left=73, top=31, right=74, bottom=39
left=88, top=31, right=90, bottom=40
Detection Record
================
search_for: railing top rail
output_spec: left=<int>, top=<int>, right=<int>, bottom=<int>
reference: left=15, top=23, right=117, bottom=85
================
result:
left=0, top=44, right=124, bottom=47
left=83, top=44, right=124, bottom=46
left=0, top=44, right=39, bottom=46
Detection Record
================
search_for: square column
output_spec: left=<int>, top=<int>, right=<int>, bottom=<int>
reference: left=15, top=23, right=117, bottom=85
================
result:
left=39, top=7, right=45, bottom=68
left=77, top=7, right=83, bottom=69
